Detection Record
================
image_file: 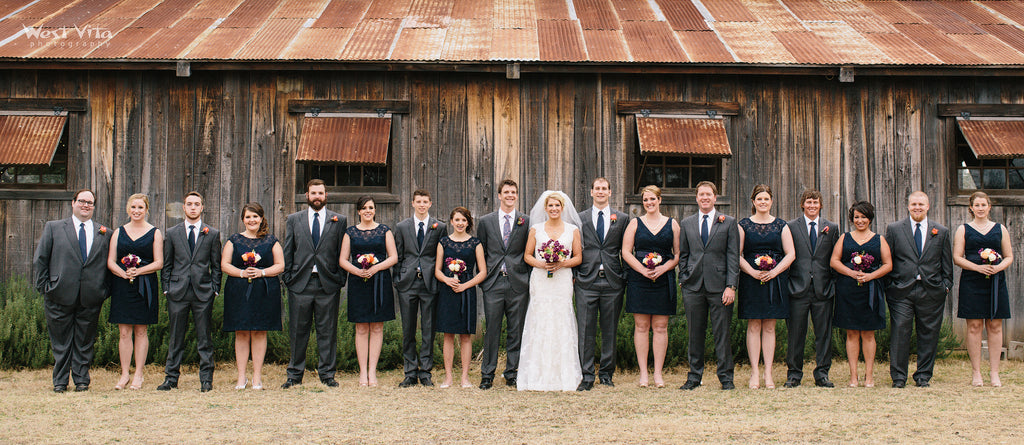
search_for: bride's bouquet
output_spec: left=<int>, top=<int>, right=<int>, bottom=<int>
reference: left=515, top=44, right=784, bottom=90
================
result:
left=538, top=239, right=569, bottom=278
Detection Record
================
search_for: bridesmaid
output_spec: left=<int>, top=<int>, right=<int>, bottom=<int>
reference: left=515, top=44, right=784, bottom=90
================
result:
left=737, top=184, right=795, bottom=389
left=107, top=193, right=163, bottom=390
left=221, top=203, right=284, bottom=390
left=621, top=185, right=680, bottom=388
left=340, top=196, right=398, bottom=387
left=953, top=191, right=1013, bottom=387
left=830, top=201, right=892, bottom=388
left=434, top=207, right=487, bottom=388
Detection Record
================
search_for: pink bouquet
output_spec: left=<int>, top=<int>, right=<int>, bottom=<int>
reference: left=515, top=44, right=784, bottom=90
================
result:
left=979, top=248, right=1003, bottom=278
left=446, top=257, right=467, bottom=278
left=121, top=254, right=140, bottom=283
left=850, top=251, right=875, bottom=286
left=753, top=255, right=775, bottom=285
left=241, top=250, right=261, bottom=282
left=642, top=252, right=662, bottom=282
left=356, top=253, right=378, bottom=282
left=538, top=239, right=569, bottom=278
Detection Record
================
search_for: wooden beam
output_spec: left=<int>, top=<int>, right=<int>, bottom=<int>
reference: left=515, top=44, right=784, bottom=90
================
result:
left=0, top=98, right=88, bottom=112
left=287, top=100, right=411, bottom=114
left=937, top=104, right=1024, bottom=117
left=616, top=101, right=740, bottom=116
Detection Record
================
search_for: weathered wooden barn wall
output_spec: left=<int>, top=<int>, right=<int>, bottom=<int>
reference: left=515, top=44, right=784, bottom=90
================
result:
left=1, top=68, right=1023, bottom=344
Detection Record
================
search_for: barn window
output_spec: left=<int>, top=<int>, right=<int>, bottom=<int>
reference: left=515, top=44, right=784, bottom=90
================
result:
left=0, top=113, right=69, bottom=189
left=295, top=114, right=391, bottom=192
left=633, top=116, right=729, bottom=193
left=955, top=118, right=1024, bottom=192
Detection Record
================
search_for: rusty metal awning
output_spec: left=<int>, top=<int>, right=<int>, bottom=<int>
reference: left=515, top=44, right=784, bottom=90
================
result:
left=957, top=118, right=1024, bottom=159
left=0, top=115, right=67, bottom=165
left=636, top=116, right=732, bottom=157
left=296, top=116, right=391, bottom=165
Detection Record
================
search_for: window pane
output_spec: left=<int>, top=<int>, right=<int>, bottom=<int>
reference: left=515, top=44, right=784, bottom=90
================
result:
left=319, top=165, right=337, bottom=186
left=959, top=169, right=981, bottom=190
left=665, top=167, right=685, bottom=188
left=691, top=157, right=717, bottom=166
left=982, top=159, right=1009, bottom=167
left=1, top=167, right=15, bottom=183
left=664, top=156, right=688, bottom=166
left=1010, top=169, right=1024, bottom=189
left=692, top=167, right=718, bottom=188
left=639, top=165, right=662, bottom=189
left=1012, top=158, right=1024, bottom=167
left=983, top=169, right=1006, bottom=189
left=338, top=165, right=360, bottom=187
left=364, top=166, right=387, bottom=187
left=958, top=145, right=981, bottom=167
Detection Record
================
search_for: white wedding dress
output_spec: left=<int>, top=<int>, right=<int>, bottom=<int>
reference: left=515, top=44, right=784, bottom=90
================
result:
left=517, top=222, right=582, bottom=391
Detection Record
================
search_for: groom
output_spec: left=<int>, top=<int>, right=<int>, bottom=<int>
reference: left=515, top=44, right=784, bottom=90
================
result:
left=477, top=179, right=530, bottom=389
left=573, top=178, right=629, bottom=390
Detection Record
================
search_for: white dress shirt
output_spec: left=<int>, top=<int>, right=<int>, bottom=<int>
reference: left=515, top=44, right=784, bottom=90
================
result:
left=499, top=209, right=515, bottom=272
left=308, top=207, right=326, bottom=272
left=804, top=216, right=819, bottom=239
left=912, top=217, right=928, bottom=280
left=593, top=206, right=610, bottom=270
left=72, top=215, right=94, bottom=257
left=414, top=214, right=429, bottom=271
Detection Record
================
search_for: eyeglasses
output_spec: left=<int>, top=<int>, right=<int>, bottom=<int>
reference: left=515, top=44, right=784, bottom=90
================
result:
left=75, top=199, right=95, bottom=206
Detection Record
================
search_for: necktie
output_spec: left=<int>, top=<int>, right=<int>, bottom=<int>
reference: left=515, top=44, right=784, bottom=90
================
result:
left=312, top=212, right=321, bottom=248
left=417, top=221, right=425, bottom=248
left=597, top=210, right=606, bottom=245
left=914, top=222, right=923, bottom=256
left=809, top=221, right=817, bottom=251
left=78, top=222, right=88, bottom=261
left=503, top=215, right=511, bottom=248
left=701, top=215, right=709, bottom=246
left=188, top=225, right=196, bottom=253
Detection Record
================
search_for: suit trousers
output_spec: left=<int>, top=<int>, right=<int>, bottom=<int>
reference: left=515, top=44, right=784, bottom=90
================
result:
left=574, top=277, right=624, bottom=382
left=44, top=295, right=101, bottom=387
left=286, top=274, right=340, bottom=381
left=786, top=294, right=833, bottom=382
left=164, top=288, right=215, bottom=383
left=481, top=276, right=528, bottom=380
left=682, top=286, right=734, bottom=383
left=887, top=283, right=945, bottom=383
left=397, top=278, right=437, bottom=378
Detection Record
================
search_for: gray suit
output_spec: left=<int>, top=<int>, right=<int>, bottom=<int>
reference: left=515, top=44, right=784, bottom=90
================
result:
left=885, top=218, right=953, bottom=384
left=161, top=221, right=222, bottom=384
left=573, top=207, right=629, bottom=383
left=393, top=216, right=446, bottom=379
left=785, top=217, right=839, bottom=383
left=282, top=209, right=347, bottom=382
left=677, top=212, right=740, bottom=384
left=477, top=210, right=530, bottom=380
left=33, top=217, right=112, bottom=387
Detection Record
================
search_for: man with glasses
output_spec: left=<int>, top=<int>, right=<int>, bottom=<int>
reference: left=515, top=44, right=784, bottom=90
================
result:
left=33, top=189, right=113, bottom=392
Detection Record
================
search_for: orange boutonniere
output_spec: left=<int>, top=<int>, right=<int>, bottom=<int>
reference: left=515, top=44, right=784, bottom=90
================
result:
left=822, top=226, right=829, bottom=234
left=430, top=222, right=439, bottom=230
left=98, top=226, right=108, bottom=235
left=931, top=228, right=938, bottom=236
left=717, top=215, right=726, bottom=223
left=516, top=217, right=525, bottom=226
left=609, top=214, right=618, bottom=223
left=201, top=226, right=210, bottom=235
left=331, top=215, right=338, bottom=222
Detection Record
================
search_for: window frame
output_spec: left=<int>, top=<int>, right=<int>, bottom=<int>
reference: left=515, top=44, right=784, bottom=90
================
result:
left=939, top=104, right=1024, bottom=204
left=0, top=98, right=86, bottom=199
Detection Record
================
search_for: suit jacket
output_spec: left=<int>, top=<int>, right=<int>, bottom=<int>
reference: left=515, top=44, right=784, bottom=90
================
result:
left=33, top=217, right=112, bottom=307
left=476, top=210, right=530, bottom=293
left=677, top=212, right=740, bottom=294
left=282, top=209, right=348, bottom=294
left=393, top=216, right=446, bottom=294
left=161, top=221, right=222, bottom=302
left=787, top=217, right=840, bottom=301
left=573, top=207, right=629, bottom=289
left=885, top=217, right=953, bottom=297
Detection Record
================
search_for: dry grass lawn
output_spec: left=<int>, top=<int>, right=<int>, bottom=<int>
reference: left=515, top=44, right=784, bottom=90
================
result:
left=1, top=358, right=1021, bottom=444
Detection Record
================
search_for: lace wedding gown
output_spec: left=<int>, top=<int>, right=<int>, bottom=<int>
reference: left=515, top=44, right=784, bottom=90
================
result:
left=517, top=223, right=582, bottom=391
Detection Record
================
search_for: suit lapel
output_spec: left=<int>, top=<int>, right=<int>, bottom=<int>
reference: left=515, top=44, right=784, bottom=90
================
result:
left=581, top=208, right=598, bottom=246
left=415, top=218, right=430, bottom=255
left=62, top=219, right=83, bottom=264
left=793, top=219, right=812, bottom=253
left=707, top=213, right=724, bottom=245
left=190, top=223, right=205, bottom=261
left=85, top=223, right=106, bottom=264
left=300, top=210, right=315, bottom=252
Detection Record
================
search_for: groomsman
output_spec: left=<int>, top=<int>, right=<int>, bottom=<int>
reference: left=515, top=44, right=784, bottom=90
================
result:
left=677, top=181, right=740, bottom=390
left=573, top=178, right=629, bottom=391
left=784, top=190, right=840, bottom=388
left=158, top=192, right=221, bottom=392
left=394, top=189, right=446, bottom=387
left=477, top=179, right=530, bottom=389
left=885, top=191, right=952, bottom=388
left=281, top=179, right=348, bottom=388
left=33, top=189, right=112, bottom=392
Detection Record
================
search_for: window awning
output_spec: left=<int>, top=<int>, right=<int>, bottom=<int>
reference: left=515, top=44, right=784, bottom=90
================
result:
left=635, top=116, right=732, bottom=157
left=0, top=115, right=67, bottom=165
left=957, top=118, right=1024, bottom=159
left=296, top=116, right=391, bottom=165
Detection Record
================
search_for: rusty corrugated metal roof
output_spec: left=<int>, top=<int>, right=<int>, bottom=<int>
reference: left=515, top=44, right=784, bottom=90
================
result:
left=131, top=0, right=199, bottom=28
left=339, top=18, right=401, bottom=60
left=86, top=26, right=161, bottom=58
left=610, top=0, right=657, bottom=22
left=440, top=19, right=490, bottom=60
left=574, top=0, right=620, bottom=30
left=702, top=0, right=758, bottom=22
left=636, top=117, right=732, bottom=157
left=773, top=32, right=842, bottom=65
left=313, top=0, right=369, bottom=27
left=490, top=27, right=539, bottom=60
left=493, top=0, right=536, bottom=29
left=985, top=1, right=1024, bottom=25
left=779, top=0, right=837, bottom=22
left=296, top=116, right=391, bottom=165
left=537, top=20, right=586, bottom=61
left=185, top=27, right=259, bottom=59
left=744, top=0, right=806, bottom=32
left=0, top=115, right=67, bottom=166
left=862, top=31, right=940, bottom=65
left=391, top=27, right=447, bottom=60
left=38, top=0, right=120, bottom=28
left=234, top=18, right=305, bottom=60
left=185, top=0, right=244, bottom=19
left=623, top=20, right=688, bottom=62
left=659, top=0, right=709, bottom=31
left=948, top=33, right=1024, bottom=65
left=536, top=0, right=571, bottom=20
left=860, top=1, right=923, bottom=25
left=281, top=27, right=352, bottom=59
left=273, top=0, right=331, bottom=19
left=804, top=21, right=889, bottom=65
left=451, top=0, right=491, bottom=19
left=366, top=0, right=413, bottom=19
left=714, top=22, right=796, bottom=63
left=582, top=28, right=630, bottom=61
left=822, top=0, right=898, bottom=34
left=220, top=0, right=281, bottom=28
left=900, top=0, right=981, bottom=34
left=894, top=23, right=986, bottom=65
left=939, top=1, right=1006, bottom=26
left=981, top=24, right=1024, bottom=54
left=32, top=17, right=136, bottom=59
left=677, top=31, right=734, bottom=63
left=957, top=119, right=1024, bottom=159
left=406, top=0, right=455, bottom=28
left=130, top=17, right=213, bottom=59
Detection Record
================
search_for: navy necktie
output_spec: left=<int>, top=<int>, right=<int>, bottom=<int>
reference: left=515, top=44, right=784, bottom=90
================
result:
left=701, top=215, right=709, bottom=246
left=78, top=222, right=88, bottom=262
left=914, top=222, right=923, bottom=256
left=417, top=221, right=425, bottom=248
left=312, top=212, right=321, bottom=248
left=809, top=221, right=817, bottom=251
left=597, top=210, right=605, bottom=245
left=188, top=225, right=196, bottom=253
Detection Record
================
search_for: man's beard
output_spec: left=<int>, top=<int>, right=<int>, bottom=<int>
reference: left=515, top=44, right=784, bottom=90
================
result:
left=308, top=199, right=325, bottom=211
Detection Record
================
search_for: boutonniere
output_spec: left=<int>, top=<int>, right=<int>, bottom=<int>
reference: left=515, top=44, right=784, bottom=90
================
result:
left=331, top=215, right=338, bottom=222
left=430, top=222, right=439, bottom=230
left=609, top=214, right=618, bottom=223
left=931, top=228, right=938, bottom=236
left=822, top=226, right=829, bottom=234
left=201, top=226, right=210, bottom=235
left=516, top=217, right=525, bottom=226
left=717, top=215, right=726, bottom=223
left=98, top=226, right=108, bottom=235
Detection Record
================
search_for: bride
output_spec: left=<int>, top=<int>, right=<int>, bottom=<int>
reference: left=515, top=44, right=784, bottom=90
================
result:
left=518, top=190, right=584, bottom=391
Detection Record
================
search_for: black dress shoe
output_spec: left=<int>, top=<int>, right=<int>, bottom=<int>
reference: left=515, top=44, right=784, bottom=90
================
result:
left=419, top=376, right=433, bottom=387
left=479, top=378, right=493, bottom=390
left=814, top=378, right=835, bottom=388
left=200, top=381, right=213, bottom=392
left=53, top=385, right=67, bottom=393
left=157, top=379, right=177, bottom=391
left=721, top=381, right=736, bottom=390
left=576, top=381, right=594, bottom=391
left=321, top=378, right=339, bottom=387
left=915, top=380, right=930, bottom=388
left=783, top=378, right=800, bottom=388
left=398, top=376, right=418, bottom=388
left=599, top=376, right=614, bottom=387
left=679, top=380, right=701, bottom=390
left=505, top=377, right=517, bottom=387
left=281, top=379, right=301, bottom=389
left=892, top=380, right=906, bottom=388
left=74, top=384, right=89, bottom=392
